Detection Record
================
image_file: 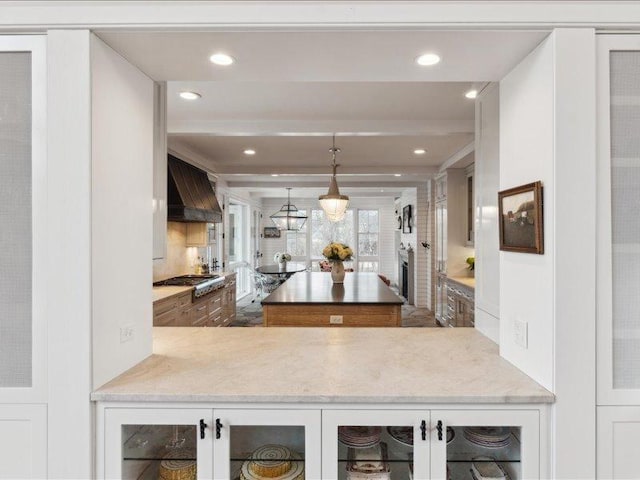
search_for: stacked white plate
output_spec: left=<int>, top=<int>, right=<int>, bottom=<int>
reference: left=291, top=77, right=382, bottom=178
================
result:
left=463, top=427, right=511, bottom=448
left=338, top=426, right=382, bottom=448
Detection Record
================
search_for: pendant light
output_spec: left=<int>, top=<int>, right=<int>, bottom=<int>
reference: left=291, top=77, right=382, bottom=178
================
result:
left=319, top=134, right=349, bottom=222
left=270, top=187, right=308, bottom=231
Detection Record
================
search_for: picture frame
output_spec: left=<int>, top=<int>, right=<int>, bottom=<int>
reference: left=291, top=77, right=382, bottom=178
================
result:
left=402, top=205, right=412, bottom=233
left=263, top=226, right=281, bottom=238
left=498, top=181, right=544, bottom=254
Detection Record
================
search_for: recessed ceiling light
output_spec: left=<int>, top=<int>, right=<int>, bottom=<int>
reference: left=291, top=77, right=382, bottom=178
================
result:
left=394, top=174, right=402, bottom=177
left=209, top=53, right=235, bottom=66
left=414, top=149, right=426, bottom=155
left=243, top=149, right=256, bottom=156
left=179, top=91, right=201, bottom=100
left=271, top=174, right=279, bottom=177
left=415, top=53, right=441, bottom=66
left=465, top=89, right=478, bottom=99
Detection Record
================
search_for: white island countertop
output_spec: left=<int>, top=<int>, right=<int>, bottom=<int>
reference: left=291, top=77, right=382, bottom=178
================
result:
left=92, top=327, right=554, bottom=404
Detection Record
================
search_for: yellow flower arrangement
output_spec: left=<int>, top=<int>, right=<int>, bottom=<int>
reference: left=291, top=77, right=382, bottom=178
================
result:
left=322, top=242, right=354, bottom=262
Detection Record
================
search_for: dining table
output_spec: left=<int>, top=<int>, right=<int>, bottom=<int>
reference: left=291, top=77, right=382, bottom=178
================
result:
left=256, top=262, right=307, bottom=280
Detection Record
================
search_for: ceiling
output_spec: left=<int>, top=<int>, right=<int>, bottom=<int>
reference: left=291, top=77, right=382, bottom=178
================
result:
left=98, top=29, right=549, bottom=199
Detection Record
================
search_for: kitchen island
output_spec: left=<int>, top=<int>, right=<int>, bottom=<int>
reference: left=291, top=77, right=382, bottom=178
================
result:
left=261, top=271, right=404, bottom=327
left=92, top=328, right=553, bottom=479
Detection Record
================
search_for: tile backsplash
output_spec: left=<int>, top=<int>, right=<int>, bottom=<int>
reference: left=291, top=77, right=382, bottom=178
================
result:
left=153, top=222, right=200, bottom=281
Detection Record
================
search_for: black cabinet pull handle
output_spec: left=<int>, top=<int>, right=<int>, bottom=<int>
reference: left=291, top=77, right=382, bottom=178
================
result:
left=437, top=420, right=443, bottom=441
left=420, top=420, right=427, bottom=441
left=215, top=418, right=223, bottom=439
left=199, top=419, right=207, bottom=439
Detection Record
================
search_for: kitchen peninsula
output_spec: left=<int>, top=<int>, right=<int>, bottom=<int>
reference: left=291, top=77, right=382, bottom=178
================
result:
left=92, top=328, right=554, bottom=479
left=261, top=271, right=404, bottom=327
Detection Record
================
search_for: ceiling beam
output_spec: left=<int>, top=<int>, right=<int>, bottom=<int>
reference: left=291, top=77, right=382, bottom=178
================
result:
left=167, top=120, right=474, bottom=137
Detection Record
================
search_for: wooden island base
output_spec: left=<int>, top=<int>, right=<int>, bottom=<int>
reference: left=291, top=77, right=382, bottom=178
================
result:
left=263, top=303, right=401, bottom=327
left=261, top=272, right=404, bottom=327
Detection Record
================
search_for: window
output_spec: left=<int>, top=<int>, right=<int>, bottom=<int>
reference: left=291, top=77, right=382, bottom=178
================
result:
left=311, top=209, right=355, bottom=258
left=285, top=209, right=307, bottom=258
left=357, top=210, right=379, bottom=272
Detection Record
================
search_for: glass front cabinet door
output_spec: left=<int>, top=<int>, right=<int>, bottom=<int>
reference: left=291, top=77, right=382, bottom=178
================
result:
left=430, top=410, right=539, bottom=480
left=104, top=408, right=214, bottom=480
left=212, top=409, right=321, bottom=480
left=322, top=410, right=430, bottom=480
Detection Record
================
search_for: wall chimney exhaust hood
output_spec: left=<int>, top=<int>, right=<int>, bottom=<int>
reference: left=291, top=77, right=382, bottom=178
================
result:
left=167, top=154, right=222, bottom=223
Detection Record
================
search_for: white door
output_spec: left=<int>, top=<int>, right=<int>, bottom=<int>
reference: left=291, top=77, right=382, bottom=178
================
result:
left=322, top=409, right=429, bottom=480
left=430, top=410, right=539, bottom=480
left=213, top=408, right=321, bottom=480
left=103, top=408, right=213, bottom=480
left=598, top=406, right=640, bottom=479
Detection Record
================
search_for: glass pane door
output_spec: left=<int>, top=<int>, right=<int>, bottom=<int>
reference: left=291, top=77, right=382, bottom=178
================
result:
left=322, top=410, right=429, bottom=480
left=104, top=409, right=213, bottom=480
left=0, top=51, right=31, bottom=388
left=430, top=411, right=539, bottom=480
left=446, top=426, right=521, bottom=480
left=609, top=51, right=640, bottom=390
left=122, top=424, right=198, bottom=479
left=213, top=409, right=321, bottom=480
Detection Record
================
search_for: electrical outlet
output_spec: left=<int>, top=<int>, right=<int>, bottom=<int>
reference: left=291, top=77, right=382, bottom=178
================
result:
left=514, top=320, right=528, bottom=349
left=120, top=324, right=135, bottom=343
left=329, top=315, right=343, bottom=324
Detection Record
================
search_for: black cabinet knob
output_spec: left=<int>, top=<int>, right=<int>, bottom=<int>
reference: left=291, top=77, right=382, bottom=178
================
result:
left=420, top=420, right=427, bottom=441
left=215, top=418, right=223, bottom=439
left=199, top=419, right=207, bottom=439
left=437, top=420, right=443, bottom=441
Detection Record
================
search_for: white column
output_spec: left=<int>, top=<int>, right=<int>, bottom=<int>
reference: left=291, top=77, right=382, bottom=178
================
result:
left=47, top=29, right=93, bottom=479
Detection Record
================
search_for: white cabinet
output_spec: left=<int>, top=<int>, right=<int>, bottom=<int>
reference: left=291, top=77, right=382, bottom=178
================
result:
left=0, top=405, right=47, bottom=480
left=100, top=405, right=544, bottom=480
left=430, top=410, right=539, bottom=480
left=103, top=408, right=213, bottom=479
left=152, top=82, right=167, bottom=260
left=434, top=170, right=471, bottom=279
left=322, top=409, right=429, bottom=480
left=598, top=406, right=640, bottom=479
left=214, top=409, right=321, bottom=480
left=596, top=35, right=640, bottom=480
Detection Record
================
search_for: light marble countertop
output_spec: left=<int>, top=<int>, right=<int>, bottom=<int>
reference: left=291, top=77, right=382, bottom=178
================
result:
left=447, top=275, right=476, bottom=290
left=92, top=328, right=554, bottom=404
left=152, top=285, right=193, bottom=303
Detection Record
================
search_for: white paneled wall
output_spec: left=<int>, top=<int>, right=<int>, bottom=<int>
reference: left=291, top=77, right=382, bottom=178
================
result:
left=398, top=187, right=429, bottom=307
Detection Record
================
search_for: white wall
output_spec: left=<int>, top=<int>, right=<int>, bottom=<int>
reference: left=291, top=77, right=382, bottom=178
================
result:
left=260, top=196, right=397, bottom=282
left=46, top=30, right=93, bottom=480
left=500, top=29, right=596, bottom=479
left=474, top=83, right=500, bottom=343
left=500, top=33, right=555, bottom=390
left=91, top=35, right=154, bottom=389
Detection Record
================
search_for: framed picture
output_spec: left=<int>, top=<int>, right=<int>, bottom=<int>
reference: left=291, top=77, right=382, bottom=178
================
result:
left=498, top=181, right=544, bottom=254
left=402, top=205, right=412, bottom=233
left=263, top=226, right=281, bottom=238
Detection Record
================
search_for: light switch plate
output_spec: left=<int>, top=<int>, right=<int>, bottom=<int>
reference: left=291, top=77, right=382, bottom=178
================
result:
left=120, top=324, right=135, bottom=343
left=329, top=315, right=343, bottom=324
left=514, top=319, right=528, bottom=348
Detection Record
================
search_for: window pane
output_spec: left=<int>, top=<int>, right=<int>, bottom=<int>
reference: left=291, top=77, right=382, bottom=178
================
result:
left=358, top=234, right=378, bottom=256
left=311, top=209, right=354, bottom=257
left=358, top=261, right=379, bottom=273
